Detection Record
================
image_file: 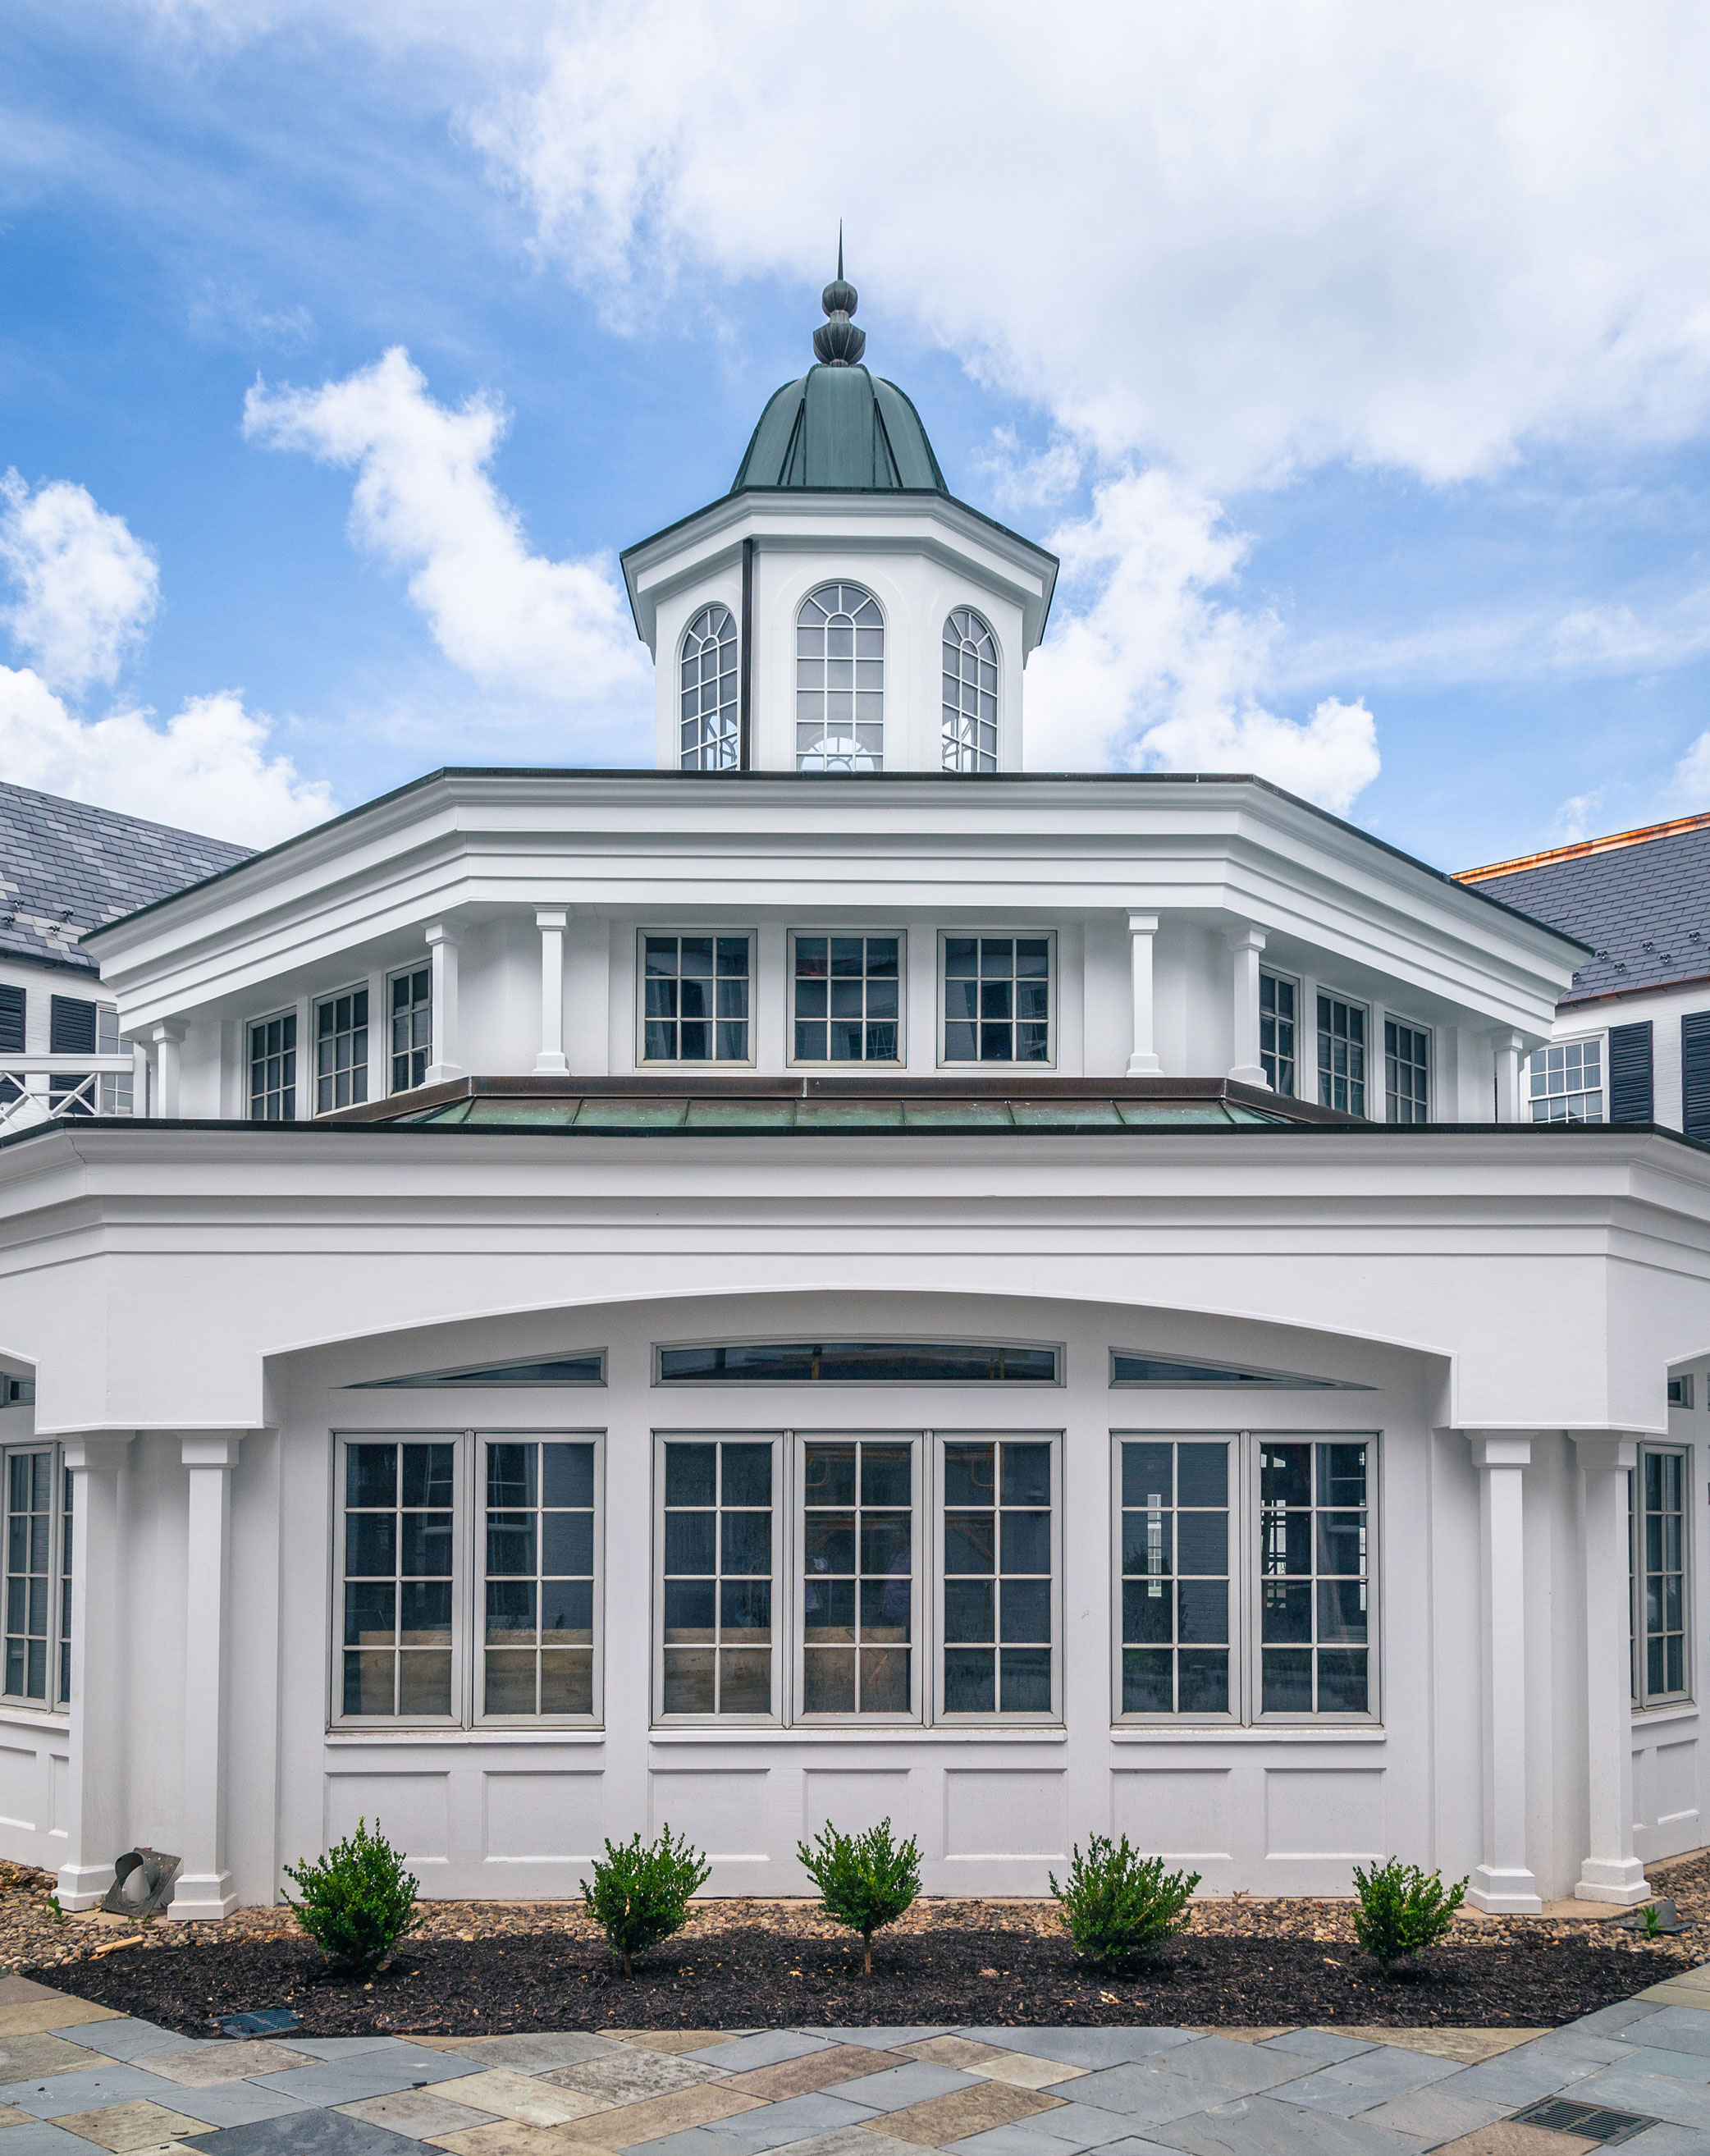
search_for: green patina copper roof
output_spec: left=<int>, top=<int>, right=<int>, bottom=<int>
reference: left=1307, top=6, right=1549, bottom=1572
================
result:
left=387, top=1095, right=1290, bottom=1135
left=731, top=263, right=947, bottom=496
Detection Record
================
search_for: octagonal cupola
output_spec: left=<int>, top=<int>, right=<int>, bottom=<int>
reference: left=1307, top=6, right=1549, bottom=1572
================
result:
left=620, top=263, right=1058, bottom=778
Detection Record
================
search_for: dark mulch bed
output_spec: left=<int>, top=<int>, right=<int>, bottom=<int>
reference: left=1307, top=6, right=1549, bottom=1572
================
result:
left=28, top=1923, right=1687, bottom=2038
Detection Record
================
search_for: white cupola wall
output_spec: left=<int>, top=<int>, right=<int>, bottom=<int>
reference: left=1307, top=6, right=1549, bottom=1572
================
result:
left=620, top=270, right=1058, bottom=777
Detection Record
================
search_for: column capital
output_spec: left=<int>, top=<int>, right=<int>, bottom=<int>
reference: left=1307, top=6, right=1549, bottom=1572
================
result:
left=181, top=1432, right=245, bottom=1469
left=1224, top=923, right=1268, bottom=954
left=1469, top=1433, right=1533, bottom=1467
left=60, top=1434, right=132, bottom=1472
left=1573, top=1433, right=1639, bottom=1473
left=424, top=920, right=461, bottom=950
left=535, top=908, right=569, bottom=932
left=149, top=1020, right=188, bottom=1046
left=1126, top=912, right=1159, bottom=936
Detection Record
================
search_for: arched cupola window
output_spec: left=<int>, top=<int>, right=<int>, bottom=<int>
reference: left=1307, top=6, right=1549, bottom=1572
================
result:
left=796, top=584, right=884, bottom=771
left=942, top=608, right=999, bottom=771
left=679, top=605, right=738, bottom=770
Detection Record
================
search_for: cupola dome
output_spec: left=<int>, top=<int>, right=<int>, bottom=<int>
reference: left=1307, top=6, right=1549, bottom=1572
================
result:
left=731, top=259, right=947, bottom=495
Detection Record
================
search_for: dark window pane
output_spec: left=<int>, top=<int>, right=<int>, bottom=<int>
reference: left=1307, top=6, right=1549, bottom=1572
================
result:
left=1176, top=1511, right=1228, bottom=1576
left=1002, top=1444, right=1051, bottom=1506
left=1000, top=1510, right=1050, bottom=1575
left=1316, top=1649, right=1368, bottom=1714
left=543, top=1444, right=595, bottom=1508
left=664, top=1512, right=716, bottom=1574
left=542, top=1512, right=594, bottom=1577
left=1000, top=1577, right=1051, bottom=1643
left=665, top=1444, right=716, bottom=1506
left=721, top=1444, right=772, bottom=1504
left=1122, top=1649, right=1173, bottom=1712
left=1177, top=1650, right=1229, bottom=1714
left=721, top=1511, right=771, bottom=1575
left=944, top=1647, right=994, bottom=1711
left=1260, top=1444, right=1310, bottom=1505
left=1263, top=1648, right=1313, bottom=1712
left=1177, top=1446, right=1228, bottom=1507
left=944, top=1444, right=995, bottom=1506
left=1177, top=1577, right=1228, bottom=1645
left=944, top=1578, right=994, bottom=1642
left=1261, top=1581, right=1313, bottom=1642
left=944, top=1515, right=995, bottom=1573
left=347, top=1444, right=396, bottom=1508
left=1123, top=1578, right=1173, bottom=1643
left=1000, top=1647, right=1052, bottom=1711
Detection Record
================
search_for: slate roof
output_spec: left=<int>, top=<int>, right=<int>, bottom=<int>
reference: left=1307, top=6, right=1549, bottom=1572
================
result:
left=1461, top=812, right=1710, bottom=1006
left=0, top=780, right=249, bottom=977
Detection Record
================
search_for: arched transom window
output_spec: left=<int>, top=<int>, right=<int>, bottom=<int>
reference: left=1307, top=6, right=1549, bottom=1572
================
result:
left=796, top=584, right=883, bottom=771
left=679, top=605, right=738, bottom=770
left=942, top=608, right=999, bottom=771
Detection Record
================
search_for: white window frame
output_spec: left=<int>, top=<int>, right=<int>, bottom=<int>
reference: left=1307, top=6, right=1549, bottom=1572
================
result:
left=330, top=1428, right=606, bottom=1732
left=246, top=1006, right=299, bottom=1123
left=679, top=603, right=740, bottom=771
left=0, top=1441, right=69, bottom=1714
left=941, top=607, right=999, bottom=773
left=795, top=582, right=885, bottom=772
left=1315, top=989, right=1370, bottom=1118
left=1632, top=1440, right=1691, bottom=1711
left=1260, top=969, right=1299, bottom=1100
left=386, top=964, right=433, bottom=1096
left=786, top=929, right=907, bottom=1069
left=313, top=982, right=371, bottom=1116
left=1383, top=1014, right=1432, bottom=1125
left=937, top=930, right=1058, bottom=1071
left=933, top=1429, right=1063, bottom=1726
left=793, top=1430, right=923, bottom=1727
left=1110, top=1429, right=1381, bottom=1729
left=1527, top=1032, right=1607, bottom=1124
left=652, top=1429, right=784, bottom=1727
left=635, top=928, right=757, bottom=1071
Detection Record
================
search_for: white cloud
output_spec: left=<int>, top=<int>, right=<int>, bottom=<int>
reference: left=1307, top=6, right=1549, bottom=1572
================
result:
left=1024, top=469, right=1379, bottom=813
left=0, top=473, right=158, bottom=697
left=243, top=346, right=648, bottom=708
left=1675, top=734, right=1710, bottom=810
left=0, top=666, right=334, bottom=847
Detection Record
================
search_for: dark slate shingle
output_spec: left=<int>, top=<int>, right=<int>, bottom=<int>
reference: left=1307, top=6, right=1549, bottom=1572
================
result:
left=0, top=780, right=250, bottom=976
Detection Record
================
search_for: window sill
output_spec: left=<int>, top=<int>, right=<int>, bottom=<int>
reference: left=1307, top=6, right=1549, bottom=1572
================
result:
left=648, top=1725, right=1068, bottom=1745
left=1632, top=1702, right=1699, bottom=1728
left=1111, top=1723, right=1387, bottom=1744
left=326, top=1727, right=606, bottom=1747
left=0, top=1704, right=67, bottom=1732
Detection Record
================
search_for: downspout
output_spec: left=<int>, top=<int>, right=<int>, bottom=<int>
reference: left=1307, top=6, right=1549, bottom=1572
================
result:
left=739, top=536, right=756, bottom=770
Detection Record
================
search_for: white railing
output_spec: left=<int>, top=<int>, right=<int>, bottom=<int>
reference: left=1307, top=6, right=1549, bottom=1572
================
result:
left=0, top=1056, right=139, bottom=1135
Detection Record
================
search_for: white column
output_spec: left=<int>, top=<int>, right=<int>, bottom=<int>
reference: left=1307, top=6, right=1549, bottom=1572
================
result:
left=149, top=1023, right=185, bottom=1118
left=129, top=1042, right=149, bottom=1118
left=1574, top=1435, right=1648, bottom=1903
left=1468, top=1433, right=1543, bottom=1911
left=171, top=1432, right=241, bottom=1920
left=1126, top=913, right=1161, bottom=1075
left=1227, top=925, right=1269, bottom=1089
left=535, top=909, right=569, bottom=1075
left=1491, top=1030, right=1524, bottom=1122
left=425, top=923, right=462, bottom=1085
left=56, top=1435, right=130, bottom=1911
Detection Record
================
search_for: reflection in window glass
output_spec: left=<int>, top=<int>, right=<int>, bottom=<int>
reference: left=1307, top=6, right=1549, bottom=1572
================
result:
left=4, top=1452, right=52, bottom=1701
left=1120, top=1440, right=1230, bottom=1714
left=643, top=936, right=751, bottom=1063
left=943, top=1439, right=1053, bottom=1714
left=1260, top=973, right=1296, bottom=1096
left=1529, top=1041, right=1603, bottom=1123
left=793, top=936, right=900, bottom=1063
left=1385, top=1020, right=1429, bottom=1124
left=942, top=610, right=999, bottom=771
left=661, top=1439, right=773, bottom=1714
left=680, top=604, right=739, bottom=771
left=1317, top=995, right=1366, bottom=1116
left=484, top=1440, right=596, bottom=1718
left=248, top=1014, right=296, bottom=1122
left=58, top=1467, right=71, bottom=1705
left=797, top=584, right=884, bottom=771
left=1260, top=1440, right=1369, bottom=1714
left=944, top=937, right=1051, bottom=1064
left=1639, top=1449, right=1687, bottom=1701
left=317, top=988, right=369, bottom=1113
left=391, top=968, right=432, bottom=1093
left=658, top=1341, right=1058, bottom=1385
left=802, top=1440, right=912, bottom=1714
left=342, top=1442, right=455, bottom=1717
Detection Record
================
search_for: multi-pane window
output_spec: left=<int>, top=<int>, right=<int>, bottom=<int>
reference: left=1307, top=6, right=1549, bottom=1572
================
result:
left=802, top=1439, right=913, bottom=1714
left=1634, top=1447, right=1688, bottom=1705
left=1317, top=993, right=1366, bottom=1116
left=942, top=609, right=999, bottom=771
left=483, top=1440, right=597, bottom=1719
left=1529, top=1040, right=1603, bottom=1123
left=659, top=1438, right=775, bottom=1716
left=943, top=936, right=1052, bottom=1064
left=341, top=1440, right=455, bottom=1719
left=791, top=936, right=901, bottom=1064
left=3, top=1451, right=54, bottom=1702
left=796, top=584, right=884, bottom=771
left=1260, top=973, right=1296, bottom=1096
left=58, top=1467, right=71, bottom=1705
left=1385, top=1019, right=1429, bottom=1124
left=642, top=935, right=752, bottom=1063
left=680, top=604, right=739, bottom=771
left=942, top=1438, right=1054, bottom=1714
left=390, top=967, right=432, bottom=1093
left=1260, top=1440, right=1370, bottom=1715
left=1119, top=1440, right=1230, bottom=1715
left=248, top=1012, right=297, bottom=1122
left=94, top=1008, right=130, bottom=1115
left=316, top=987, right=369, bottom=1114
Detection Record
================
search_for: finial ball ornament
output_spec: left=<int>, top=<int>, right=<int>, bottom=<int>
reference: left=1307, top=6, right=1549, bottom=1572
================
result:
left=813, top=267, right=866, bottom=366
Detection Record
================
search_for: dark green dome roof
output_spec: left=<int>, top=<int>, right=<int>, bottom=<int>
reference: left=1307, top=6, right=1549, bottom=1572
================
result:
left=731, top=267, right=948, bottom=495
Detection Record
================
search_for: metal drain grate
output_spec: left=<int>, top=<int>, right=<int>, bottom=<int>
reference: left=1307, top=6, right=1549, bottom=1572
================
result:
left=1510, top=2095, right=1659, bottom=2145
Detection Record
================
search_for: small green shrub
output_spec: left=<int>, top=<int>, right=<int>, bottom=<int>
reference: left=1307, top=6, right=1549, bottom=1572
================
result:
left=1049, top=1834, right=1200, bottom=1968
left=1351, top=1857, right=1467, bottom=1972
left=797, top=1817, right=922, bottom=1974
left=283, top=1818, right=418, bottom=1974
left=581, top=1826, right=711, bottom=1976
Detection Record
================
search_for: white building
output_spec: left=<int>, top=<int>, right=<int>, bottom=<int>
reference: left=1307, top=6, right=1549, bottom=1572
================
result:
left=1, top=276, right=1708, bottom=1925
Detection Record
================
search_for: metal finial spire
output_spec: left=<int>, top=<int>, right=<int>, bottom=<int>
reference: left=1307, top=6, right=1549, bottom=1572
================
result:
left=815, top=227, right=864, bottom=365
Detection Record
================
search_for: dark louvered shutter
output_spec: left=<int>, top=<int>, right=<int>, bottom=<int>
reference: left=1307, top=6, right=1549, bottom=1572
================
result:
left=48, top=995, right=95, bottom=1055
left=1608, top=1021, right=1654, bottom=1123
left=1683, top=1013, right=1710, bottom=1143
left=0, top=985, right=21, bottom=1055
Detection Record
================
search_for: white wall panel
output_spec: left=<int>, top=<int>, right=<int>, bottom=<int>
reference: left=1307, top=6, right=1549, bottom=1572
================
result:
left=647, top=1769, right=769, bottom=1859
left=943, top=1769, right=1066, bottom=1859
left=1110, top=1768, right=1232, bottom=1863
left=325, top=1771, right=450, bottom=1865
left=802, top=1769, right=910, bottom=1839
left=482, top=1770, right=603, bottom=1864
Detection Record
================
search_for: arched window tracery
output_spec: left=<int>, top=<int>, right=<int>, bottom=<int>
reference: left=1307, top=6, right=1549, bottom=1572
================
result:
left=942, top=608, right=999, bottom=771
left=679, top=605, right=738, bottom=770
left=795, top=584, right=884, bottom=771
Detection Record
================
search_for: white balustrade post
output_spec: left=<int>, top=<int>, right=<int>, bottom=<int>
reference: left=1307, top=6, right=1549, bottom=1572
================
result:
left=1491, top=1030, right=1524, bottom=1123
left=425, top=923, right=462, bottom=1085
left=1468, top=1433, right=1543, bottom=1911
left=1574, top=1435, right=1648, bottom=1903
left=149, top=1023, right=186, bottom=1119
left=56, top=1435, right=130, bottom=1911
left=130, top=1042, right=149, bottom=1118
left=1126, top=913, right=1161, bottom=1076
left=535, top=909, right=569, bottom=1075
left=171, top=1432, right=242, bottom=1920
left=1227, top=925, right=1269, bottom=1088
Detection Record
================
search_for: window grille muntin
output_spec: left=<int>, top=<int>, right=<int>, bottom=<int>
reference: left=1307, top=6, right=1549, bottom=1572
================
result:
left=1529, top=1039, right=1603, bottom=1123
left=1120, top=1439, right=1232, bottom=1716
left=942, top=934, right=1054, bottom=1065
left=657, top=1340, right=1060, bottom=1385
left=641, top=933, right=752, bottom=1064
left=339, top=1438, right=458, bottom=1722
left=57, top=1465, right=71, bottom=1707
left=658, top=1435, right=778, bottom=1719
left=390, top=966, right=432, bottom=1094
left=316, top=986, right=369, bottom=1114
left=790, top=933, right=902, bottom=1064
left=481, top=1438, right=599, bottom=1720
left=940, top=1435, right=1057, bottom=1718
left=3, top=1449, right=57, bottom=1705
left=1384, top=1018, right=1430, bottom=1124
left=1260, top=972, right=1296, bottom=1097
left=680, top=604, right=739, bottom=771
left=942, top=608, right=999, bottom=771
left=1317, top=993, right=1366, bottom=1116
left=248, top=1011, right=297, bottom=1122
left=1632, top=1444, right=1689, bottom=1707
left=796, top=584, right=884, bottom=771
left=801, top=1436, right=917, bottom=1717
left=1260, top=1439, right=1371, bottom=1717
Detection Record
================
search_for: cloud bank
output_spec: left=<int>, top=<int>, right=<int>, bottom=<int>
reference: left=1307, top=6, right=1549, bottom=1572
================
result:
left=0, top=474, right=159, bottom=697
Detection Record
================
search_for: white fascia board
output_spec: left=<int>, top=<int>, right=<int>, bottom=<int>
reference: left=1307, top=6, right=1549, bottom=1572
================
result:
left=623, top=492, right=1057, bottom=654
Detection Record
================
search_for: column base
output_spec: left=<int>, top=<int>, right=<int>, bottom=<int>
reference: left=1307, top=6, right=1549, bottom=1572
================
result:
left=1228, top=1063, right=1270, bottom=1089
left=1574, top=1856, right=1650, bottom=1905
left=166, top=1871, right=238, bottom=1921
left=1126, top=1053, right=1162, bottom=1076
left=533, top=1052, right=569, bottom=1075
left=424, top=1062, right=464, bottom=1086
left=1469, top=1865, right=1543, bottom=1915
left=56, top=1861, right=115, bottom=1911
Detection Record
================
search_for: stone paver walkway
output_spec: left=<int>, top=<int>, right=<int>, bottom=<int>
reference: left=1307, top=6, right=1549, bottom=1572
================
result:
left=2, top=1967, right=1710, bottom=2154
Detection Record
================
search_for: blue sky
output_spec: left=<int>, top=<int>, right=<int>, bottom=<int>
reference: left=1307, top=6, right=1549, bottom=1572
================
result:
left=6, top=4, right=1710, bottom=872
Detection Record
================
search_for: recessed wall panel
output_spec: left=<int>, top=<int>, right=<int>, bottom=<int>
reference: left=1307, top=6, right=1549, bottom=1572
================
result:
left=324, top=1772, right=449, bottom=1863
left=1264, top=1768, right=1383, bottom=1860
left=944, top=1769, right=1065, bottom=1859
left=803, top=1769, right=910, bottom=1839
left=1111, top=1769, right=1232, bottom=1858
left=648, top=1769, right=769, bottom=1859
left=483, top=1771, right=603, bottom=1863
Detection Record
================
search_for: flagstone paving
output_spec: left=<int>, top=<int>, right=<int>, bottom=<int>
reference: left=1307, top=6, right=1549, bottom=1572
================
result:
left=4, top=1969, right=1710, bottom=2154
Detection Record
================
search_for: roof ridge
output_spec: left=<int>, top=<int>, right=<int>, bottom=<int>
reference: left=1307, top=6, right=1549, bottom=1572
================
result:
left=1458, top=808, right=1710, bottom=882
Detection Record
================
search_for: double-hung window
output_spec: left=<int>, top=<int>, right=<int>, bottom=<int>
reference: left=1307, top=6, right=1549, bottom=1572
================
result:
left=334, top=1431, right=603, bottom=1728
left=248, top=1012, right=297, bottom=1121
left=1114, top=1431, right=1377, bottom=1724
left=1317, top=993, right=1367, bottom=1116
left=941, top=1437, right=1056, bottom=1714
left=658, top=1435, right=778, bottom=1717
left=942, top=935, right=1053, bottom=1064
left=1529, top=1040, right=1603, bottom=1123
left=316, top=987, right=368, bottom=1113
left=1260, top=973, right=1296, bottom=1096
left=641, top=934, right=752, bottom=1064
left=791, top=935, right=902, bottom=1064
left=390, top=967, right=432, bottom=1093
left=802, top=1437, right=915, bottom=1714
left=1384, top=1018, right=1429, bottom=1124
left=1632, top=1444, right=1689, bottom=1707
left=1, top=1444, right=69, bottom=1710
